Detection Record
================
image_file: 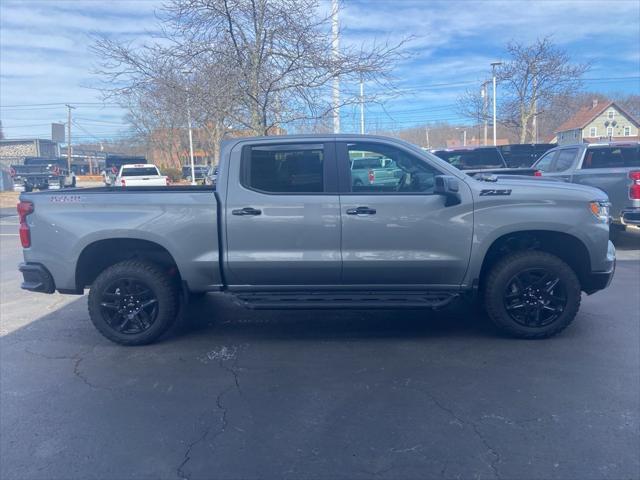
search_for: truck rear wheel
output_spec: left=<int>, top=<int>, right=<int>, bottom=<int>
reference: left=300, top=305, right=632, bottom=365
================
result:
left=483, top=251, right=581, bottom=339
left=88, top=260, right=178, bottom=345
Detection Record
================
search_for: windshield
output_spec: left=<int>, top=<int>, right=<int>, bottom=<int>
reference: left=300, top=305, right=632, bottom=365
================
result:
left=434, top=149, right=504, bottom=170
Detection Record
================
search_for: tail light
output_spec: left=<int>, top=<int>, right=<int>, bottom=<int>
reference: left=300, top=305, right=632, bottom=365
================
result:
left=368, top=169, right=375, bottom=184
left=111, top=166, right=118, bottom=174
left=9, top=167, right=16, bottom=177
left=121, top=179, right=126, bottom=187
left=52, top=166, right=60, bottom=175
left=630, top=171, right=640, bottom=200
left=17, top=200, right=34, bottom=248
left=165, top=177, right=170, bottom=186
left=534, top=170, right=542, bottom=177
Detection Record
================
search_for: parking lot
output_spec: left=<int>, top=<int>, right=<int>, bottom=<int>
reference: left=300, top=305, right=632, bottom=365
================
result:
left=1, top=207, right=639, bottom=480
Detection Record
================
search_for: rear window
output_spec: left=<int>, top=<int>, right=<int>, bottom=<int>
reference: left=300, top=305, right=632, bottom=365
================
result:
left=122, top=167, right=160, bottom=176
left=582, top=146, right=640, bottom=169
left=351, top=157, right=385, bottom=169
left=433, top=149, right=504, bottom=170
left=243, top=144, right=324, bottom=193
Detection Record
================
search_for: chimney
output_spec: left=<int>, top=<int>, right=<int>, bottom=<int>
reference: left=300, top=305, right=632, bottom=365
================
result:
left=592, top=99, right=598, bottom=109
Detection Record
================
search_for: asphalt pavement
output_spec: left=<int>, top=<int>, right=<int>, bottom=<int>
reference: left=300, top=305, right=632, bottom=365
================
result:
left=1, top=218, right=639, bottom=480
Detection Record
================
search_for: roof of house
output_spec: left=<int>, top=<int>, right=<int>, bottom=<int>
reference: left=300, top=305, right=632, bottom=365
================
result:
left=556, top=101, right=640, bottom=133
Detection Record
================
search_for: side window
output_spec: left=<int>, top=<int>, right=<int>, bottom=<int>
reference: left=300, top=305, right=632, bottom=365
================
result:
left=551, top=149, right=578, bottom=172
left=346, top=142, right=440, bottom=194
left=534, top=151, right=557, bottom=172
left=243, top=144, right=324, bottom=193
left=582, top=147, right=640, bottom=169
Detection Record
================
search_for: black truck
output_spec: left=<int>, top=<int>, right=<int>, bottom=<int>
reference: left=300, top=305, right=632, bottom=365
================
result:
left=10, top=157, right=76, bottom=191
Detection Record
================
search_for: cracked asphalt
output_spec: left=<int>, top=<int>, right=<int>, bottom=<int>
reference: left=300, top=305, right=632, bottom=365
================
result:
left=1, top=216, right=639, bottom=480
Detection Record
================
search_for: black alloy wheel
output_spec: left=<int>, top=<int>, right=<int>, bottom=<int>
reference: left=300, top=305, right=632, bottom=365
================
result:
left=503, top=268, right=567, bottom=327
left=99, top=278, right=160, bottom=335
left=88, top=260, right=179, bottom=345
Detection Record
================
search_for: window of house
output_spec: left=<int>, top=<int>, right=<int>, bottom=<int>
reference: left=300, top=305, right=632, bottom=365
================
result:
left=589, top=127, right=597, bottom=137
left=242, top=144, right=324, bottom=193
left=346, top=142, right=440, bottom=194
left=573, top=130, right=578, bottom=139
left=624, top=126, right=631, bottom=136
left=608, top=110, right=615, bottom=120
left=607, top=127, right=613, bottom=137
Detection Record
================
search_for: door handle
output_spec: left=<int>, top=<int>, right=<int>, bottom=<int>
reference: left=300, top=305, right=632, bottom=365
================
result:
left=232, top=207, right=262, bottom=216
left=346, top=206, right=376, bottom=215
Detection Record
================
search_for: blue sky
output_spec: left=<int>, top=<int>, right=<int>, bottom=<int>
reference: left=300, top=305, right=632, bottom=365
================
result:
left=1, top=0, right=639, bottom=140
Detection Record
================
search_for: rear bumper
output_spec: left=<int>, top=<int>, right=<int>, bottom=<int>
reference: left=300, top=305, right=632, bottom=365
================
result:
left=620, top=208, right=640, bottom=226
left=19, top=263, right=56, bottom=294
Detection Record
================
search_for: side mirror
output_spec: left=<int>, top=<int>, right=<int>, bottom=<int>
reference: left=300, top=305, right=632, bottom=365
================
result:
left=434, top=175, right=461, bottom=206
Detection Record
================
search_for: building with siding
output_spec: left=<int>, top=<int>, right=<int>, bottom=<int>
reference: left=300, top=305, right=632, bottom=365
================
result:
left=555, top=100, right=639, bottom=145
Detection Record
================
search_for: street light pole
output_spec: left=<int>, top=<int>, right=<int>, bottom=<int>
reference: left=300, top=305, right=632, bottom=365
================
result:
left=359, top=77, right=365, bottom=134
left=491, top=61, right=502, bottom=146
left=481, top=81, right=489, bottom=146
left=183, top=71, right=196, bottom=185
left=331, top=0, right=340, bottom=134
left=65, top=104, right=75, bottom=173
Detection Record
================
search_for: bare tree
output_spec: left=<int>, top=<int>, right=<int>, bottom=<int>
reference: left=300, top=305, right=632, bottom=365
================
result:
left=92, top=0, right=409, bottom=138
left=497, top=37, right=589, bottom=143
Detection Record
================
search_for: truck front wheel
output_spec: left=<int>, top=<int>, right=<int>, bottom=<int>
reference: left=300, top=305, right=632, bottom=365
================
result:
left=88, top=260, right=179, bottom=345
left=483, top=251, right=581, bottom=339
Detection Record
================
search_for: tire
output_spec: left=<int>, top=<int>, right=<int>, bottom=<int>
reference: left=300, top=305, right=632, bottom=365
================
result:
left=483, top=251, right=581, bottom=339
left=71, top=176, right=77, bottom=188
left=88, top=260, right=179, bottom=346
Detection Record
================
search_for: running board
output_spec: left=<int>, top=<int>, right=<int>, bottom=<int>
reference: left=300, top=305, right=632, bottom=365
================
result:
left=230, top=290, right=459, bottom=310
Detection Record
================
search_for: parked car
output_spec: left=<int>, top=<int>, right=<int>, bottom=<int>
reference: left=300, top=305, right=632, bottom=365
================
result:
left=350, top=156, right=403, bottom=189
left=18, top=134, right=615, bottom=345
left=181, top=165, right=209, bottom=182
left=203, top=165, right=219, bottom=186
left=432, top=147, right=538, bottom=176
left=114, top=164, right=169, bottom=187
left=10, top=157, right=75, bottom=191
left=103, top=154, right=147, bottom=186
left=532, top=141, right=640, bottom=237
left=499, top=143, right=557, bottom=168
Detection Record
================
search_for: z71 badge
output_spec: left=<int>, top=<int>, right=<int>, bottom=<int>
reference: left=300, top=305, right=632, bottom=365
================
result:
left=480, top=189, right=512, bottom=196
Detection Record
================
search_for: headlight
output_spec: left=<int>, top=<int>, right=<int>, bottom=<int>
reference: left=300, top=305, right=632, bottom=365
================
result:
left=589, top=201, right=610, bottom=223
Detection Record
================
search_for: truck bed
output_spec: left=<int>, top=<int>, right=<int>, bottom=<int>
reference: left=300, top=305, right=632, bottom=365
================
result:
left=20, top=185, right=221, bottom=293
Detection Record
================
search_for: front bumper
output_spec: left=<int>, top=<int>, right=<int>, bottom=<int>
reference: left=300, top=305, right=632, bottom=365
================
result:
left=583, top=241, right=616, bottom=295
left=19, top=263, right=56, bottom=294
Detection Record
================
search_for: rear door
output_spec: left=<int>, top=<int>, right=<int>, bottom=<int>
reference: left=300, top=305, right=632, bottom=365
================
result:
left=337, top=141, right=474, bottom=286
left=224, top=141, right=342, bottom=286
left=534, top=148, right=579, bottom=181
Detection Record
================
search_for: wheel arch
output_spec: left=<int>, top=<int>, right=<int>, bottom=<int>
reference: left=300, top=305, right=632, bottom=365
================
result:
left=75, top=238, right=181, bottom=291
left=477, top=230, right=591, bottom=292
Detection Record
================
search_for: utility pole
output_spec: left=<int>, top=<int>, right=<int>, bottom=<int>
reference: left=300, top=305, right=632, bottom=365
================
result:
left=65, top=104, right=75, bottom=172
left=491, top=61, right=502, bottom=146
left=463, top=129, right=467, bottom=146
left=183, top=71, right=196, bottom=185
left=481, top=81, right=489, bottom=146
left=531, top=74, right=537, bottom=144
left=425, top=126, right=430, bottom=149
left=359, top=77, right=365, bottom=135
left=331, top=0, right=340, bottom=134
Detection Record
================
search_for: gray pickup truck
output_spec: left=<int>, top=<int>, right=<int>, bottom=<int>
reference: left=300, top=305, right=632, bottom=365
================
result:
left=17, top=135, right=615, bottom=345
left=532, top=142, right=640, bottom=237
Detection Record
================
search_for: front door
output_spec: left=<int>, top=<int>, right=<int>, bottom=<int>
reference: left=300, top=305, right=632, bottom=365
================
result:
left=337, top=141, right=474, bottom=287
left=224, top=141, right=341, bottom=286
